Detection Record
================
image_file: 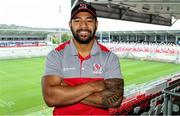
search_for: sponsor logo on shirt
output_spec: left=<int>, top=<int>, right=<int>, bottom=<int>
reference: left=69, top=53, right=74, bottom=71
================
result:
left=63, top=67, right=76, bottom=71
left=93, top=63, right=102, bottom=74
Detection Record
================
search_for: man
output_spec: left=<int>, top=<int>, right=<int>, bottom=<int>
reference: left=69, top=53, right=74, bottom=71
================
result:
left=41, top=2, right=124, bottom=115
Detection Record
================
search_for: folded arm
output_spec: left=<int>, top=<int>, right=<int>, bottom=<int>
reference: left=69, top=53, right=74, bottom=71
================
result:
left=41, top=75, right=105, bottom=107
left=42, top=75, right=123, bottom=108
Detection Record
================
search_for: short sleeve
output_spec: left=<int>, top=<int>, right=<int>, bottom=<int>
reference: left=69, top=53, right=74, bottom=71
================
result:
left=104, top=52, right=123, bottom=79
left=44, top=50, right=63, bottom=77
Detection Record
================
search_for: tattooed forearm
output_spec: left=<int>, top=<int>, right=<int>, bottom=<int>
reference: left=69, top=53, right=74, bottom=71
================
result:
left=102, top=78, right=124, bottom=108
left=105, top=78, right=124, bottom=91
left=80, top=78, right=124, bottom=108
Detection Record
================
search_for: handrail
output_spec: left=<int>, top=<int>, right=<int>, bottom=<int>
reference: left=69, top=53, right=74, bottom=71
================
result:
left=163, top=81, right=180, bottom=115
left=164, top=81, right=180, bottom=91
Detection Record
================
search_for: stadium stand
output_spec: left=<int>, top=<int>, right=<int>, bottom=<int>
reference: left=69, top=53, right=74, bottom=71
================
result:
left=108, top=73, right=180, bottom=115
left=102, top=42, right=180, bottom=64
left=0, top=29, right=54, bottom=59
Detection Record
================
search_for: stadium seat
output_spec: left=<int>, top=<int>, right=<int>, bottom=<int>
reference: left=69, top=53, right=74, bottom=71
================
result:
left=177, top=86, right=180, bottom=91
left=148, top=107, right=155, bottom=115
left=160, top=102, right=165, bottom=114
left=155, top=95, right=163, bottom=105
left=175, top=86, right=180, bottom=91
left=159, top=94, right=163, bottom=101
left=154, top=104, right=162, bottom=115
left=133, top=106, right=140, bottom=114
left=140, top=112, right=148, bottom=116
left=150, top=98, right=156, bottom=108
left=140, top=101, right=150, bottom=112
left=172, top=104, right=179, bottom=113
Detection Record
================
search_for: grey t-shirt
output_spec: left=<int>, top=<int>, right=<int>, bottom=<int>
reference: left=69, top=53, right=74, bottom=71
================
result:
left=44, top=40, right=123, bottom=79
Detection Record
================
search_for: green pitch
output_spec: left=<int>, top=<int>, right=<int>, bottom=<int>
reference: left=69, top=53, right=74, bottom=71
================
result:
left=0, top=57, right=180, bottom=115
left=120, top=59, right=180, bottom=86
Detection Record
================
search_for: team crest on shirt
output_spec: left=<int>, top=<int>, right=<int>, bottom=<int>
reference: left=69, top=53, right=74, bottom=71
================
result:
left=93, top=63, right=102, bottom=74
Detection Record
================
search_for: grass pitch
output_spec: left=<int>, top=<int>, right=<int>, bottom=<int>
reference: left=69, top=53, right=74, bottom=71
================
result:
left=0, top=57, right=180, bottom=114
left=0, top=57, right=46, bottom=115
left=120, top=59, right=180, bottom=86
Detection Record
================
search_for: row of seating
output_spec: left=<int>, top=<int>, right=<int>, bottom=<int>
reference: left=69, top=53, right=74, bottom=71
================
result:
left=106, top=42, right=180, bottom=54
left=109, top=91, right=162, bottom=115
left=169, top=78, right=180, bottom=85
left=109, top=83, right=180, bottom=115
left=108, top=73, right=180, bottom=115
left=110, top=46, right=180, bottom=55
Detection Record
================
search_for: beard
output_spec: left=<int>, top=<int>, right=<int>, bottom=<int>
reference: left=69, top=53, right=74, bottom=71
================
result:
left=71, top=26, right=97, bottom=44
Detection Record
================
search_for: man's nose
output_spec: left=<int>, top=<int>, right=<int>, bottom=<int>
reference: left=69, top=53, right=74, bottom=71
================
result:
left=80, top=21, right=88, bottom=28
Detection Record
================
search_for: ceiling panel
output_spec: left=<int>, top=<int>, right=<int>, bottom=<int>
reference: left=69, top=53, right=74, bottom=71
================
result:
left=71, top=0, right=180, bottom=26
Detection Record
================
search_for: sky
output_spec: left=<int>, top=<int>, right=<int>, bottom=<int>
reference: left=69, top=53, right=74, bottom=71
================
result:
left=0, top=0, right=180, bottom=31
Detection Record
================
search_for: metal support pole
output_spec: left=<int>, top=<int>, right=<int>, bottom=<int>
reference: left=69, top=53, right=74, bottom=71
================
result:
left=165, top=34, right=168, bottom=44
left=168, top=95, right=172, bottom=115
left=163, top=93, right=169, bottom=115
left=175, top=36, right=178, bottom=45
left=100, top=31, right=102, bottom=43
left=108, top=31, right=111, bottom=48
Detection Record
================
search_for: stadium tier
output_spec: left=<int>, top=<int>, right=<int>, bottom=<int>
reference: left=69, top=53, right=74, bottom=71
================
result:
left=0, top=30, right=54, bottom=59
left=109, top=74, right=180, bottom=115
left=96, top=30, right=180, bottom=45
left=0, top=35, right=49, bottom=47
left=0, top=41, right=47, bottom=47
left=103, top=42, right=180, bottom=64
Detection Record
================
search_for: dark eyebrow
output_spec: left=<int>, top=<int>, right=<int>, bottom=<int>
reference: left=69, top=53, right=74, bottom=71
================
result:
left=72, top=16, right=81, bottom=19
left=71, top=17, right=80, bottom=21
left=86, top=17, right=95, bottom=20
left=72, top=16, right=95, bottom=20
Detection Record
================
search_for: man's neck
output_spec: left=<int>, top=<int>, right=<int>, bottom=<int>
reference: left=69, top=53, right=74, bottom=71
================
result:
left=73, top=39, right=94, bottom=58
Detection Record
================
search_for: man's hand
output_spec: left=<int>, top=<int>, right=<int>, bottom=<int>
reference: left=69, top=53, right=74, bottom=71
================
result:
left=101, top=90, right=123, bottom=108
left=102, top=78, right=124, bottom=108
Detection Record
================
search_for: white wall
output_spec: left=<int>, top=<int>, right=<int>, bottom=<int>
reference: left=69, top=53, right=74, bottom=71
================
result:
left=0, top=46, right=53, bottom=59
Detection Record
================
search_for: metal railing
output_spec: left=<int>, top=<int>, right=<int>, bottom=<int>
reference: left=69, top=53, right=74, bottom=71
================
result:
left=163, top=81, right=180, bottom=115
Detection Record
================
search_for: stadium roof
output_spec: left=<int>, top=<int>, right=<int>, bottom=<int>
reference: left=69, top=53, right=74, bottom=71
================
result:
left=71, top=0, right=180, bottom=26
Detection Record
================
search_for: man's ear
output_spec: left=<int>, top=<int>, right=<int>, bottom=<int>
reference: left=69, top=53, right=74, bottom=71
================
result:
left=69, top=21, right=71, bottom=29
left=96, top=20, right=98, bottom=28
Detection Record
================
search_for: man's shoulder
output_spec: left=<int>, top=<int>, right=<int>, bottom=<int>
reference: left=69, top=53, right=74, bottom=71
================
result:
left=46, top=40, right=71, bottom=58
left=96, top=42, right=110, bottom=53
left=96, top=42, right=117, bottom=56
left=55, top=40, right=71, bottom=51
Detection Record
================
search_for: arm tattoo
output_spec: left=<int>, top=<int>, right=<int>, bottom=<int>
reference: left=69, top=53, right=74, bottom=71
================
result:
left=102, top=78, right=124, bottom=108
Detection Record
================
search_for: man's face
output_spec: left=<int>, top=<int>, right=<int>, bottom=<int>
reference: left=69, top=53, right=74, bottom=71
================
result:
left=69, top=11, right=98, bottom=44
